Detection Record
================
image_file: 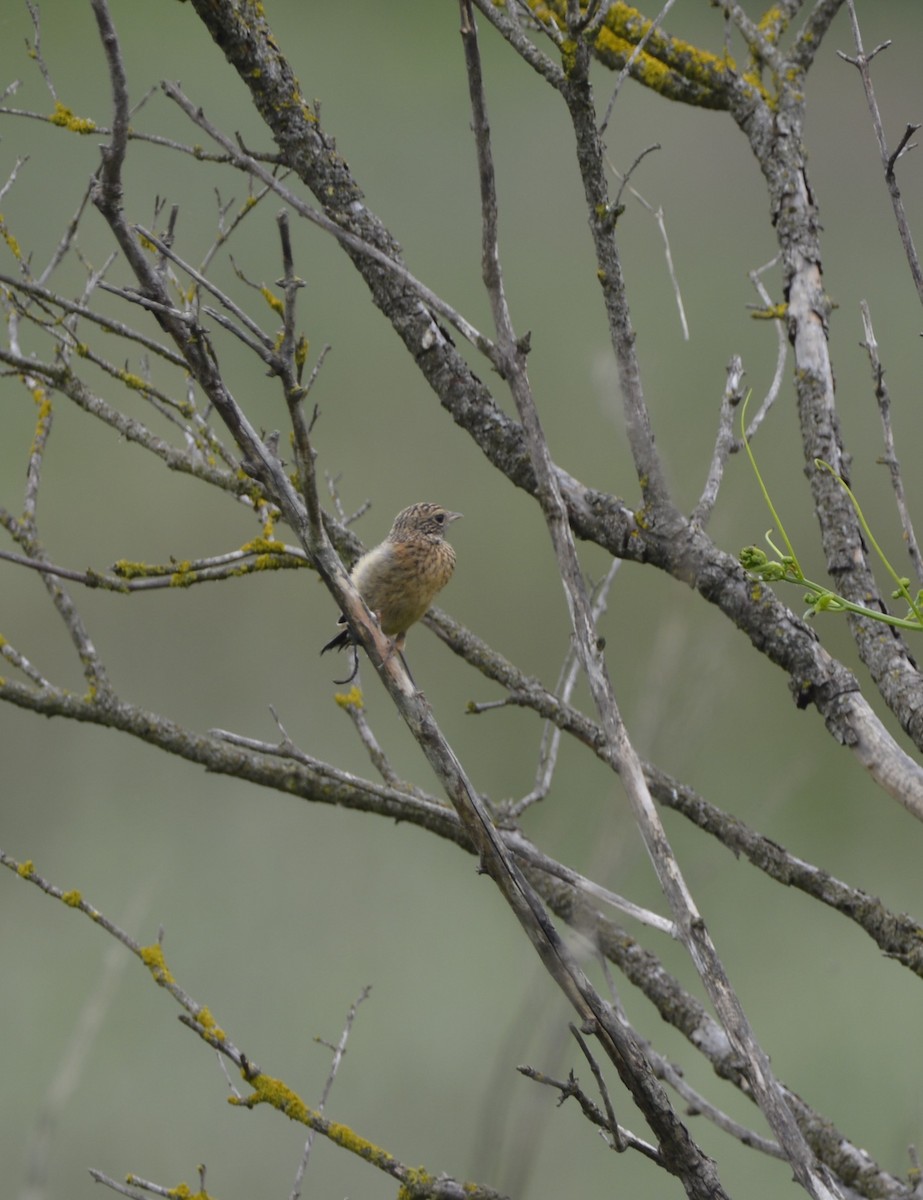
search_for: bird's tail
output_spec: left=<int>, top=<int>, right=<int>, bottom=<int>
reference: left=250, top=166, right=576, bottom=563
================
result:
left=320, top=626, right=351, bottom=655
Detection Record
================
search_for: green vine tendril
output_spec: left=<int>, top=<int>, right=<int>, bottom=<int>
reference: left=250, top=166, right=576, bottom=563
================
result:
left=738, top=395, right=923, bottom=631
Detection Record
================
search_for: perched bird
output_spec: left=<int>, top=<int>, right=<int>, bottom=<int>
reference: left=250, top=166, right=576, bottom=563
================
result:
left=321, top=502, right=462, bottom=681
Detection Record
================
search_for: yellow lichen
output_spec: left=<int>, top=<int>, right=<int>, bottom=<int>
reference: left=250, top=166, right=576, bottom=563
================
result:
left=140, top=943, right=175, bottom=985
left=0, top=215, right=22, bottom=261
left=241, top=536, right=287, bottom=556
left=334, top=686, right=363, bottom=710
left=118, top=370, right=150, bottom=393
left=236, top=1072, right=310, bottom=1124
left=49, top=101, right=97, bottom=134
left=163, top=1183, right=213, bottom=1200
left=169, top=562, right=196, bottom=588
left=397, top=1166, right=437, bottom=1199
left=62, top=889, right=82, bottom=907
left=30, top=387, right=53, bottom=455
left=751, top=303, right=788, bottom=321
left=196, top=1007, right=226, bottom=1042
left=323, top=1118, right=396, bottom=1169
left=232, top=1071, right=397, bottom=1174
left=260, top=285, right=284, bottom=315
left=112, top=559, right=156, bottom=580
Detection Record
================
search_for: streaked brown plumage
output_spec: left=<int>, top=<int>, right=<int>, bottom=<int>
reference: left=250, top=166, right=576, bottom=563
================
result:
left=321, top=502, right=461, bottom=673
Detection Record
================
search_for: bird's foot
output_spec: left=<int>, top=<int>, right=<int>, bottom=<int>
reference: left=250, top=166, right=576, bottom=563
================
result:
left=379, top=631, right=406, bottom=665
left=332, top=645, right=361, bottom=686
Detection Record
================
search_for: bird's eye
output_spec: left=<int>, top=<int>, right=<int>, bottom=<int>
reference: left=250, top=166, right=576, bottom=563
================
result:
left=434, top=512, right=445, bottom=524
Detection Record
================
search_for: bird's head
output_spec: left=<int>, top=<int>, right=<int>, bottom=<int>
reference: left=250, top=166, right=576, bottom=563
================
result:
left=389, top=502, right=462, bottom=541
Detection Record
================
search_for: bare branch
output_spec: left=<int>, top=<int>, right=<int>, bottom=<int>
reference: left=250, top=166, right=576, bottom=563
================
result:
left=134, top=223, right=277, bottom=359
left=598, top=0, right=681, bottom=134
left=458, top=10, right=828, bottom=1194
left=1, top=852, right=504, bottom=1200
left=469, top=0, right=565, bottom=89
left=570, top=1022, right=626, bottom=1151
left=859, top=300, right=923, bottom=590
left=691, top=354, right=745, bottom=526
left=838, top=1, right=923, bottom=306
left=516, top=1062, right=662, bottom=1163
left=461, top=15, right=838, bottom=1194
left=599, top=149, right=691, bottom=340
left=4, top=6, right=923, bottom=1198
left=506, top=559, right=621, bottom=817
left=159, top=81, right=500, bottom=369
left=291, top=986, right=372, bottom=1200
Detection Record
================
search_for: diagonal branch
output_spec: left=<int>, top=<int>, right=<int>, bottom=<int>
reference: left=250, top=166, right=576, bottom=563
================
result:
left=167, top=0, right=923, bottom=773
left=0, top=852, right=507, bottom=1200
left=85, top=6, right=729, bottom=1195
left=460, top=10, right=841, bottom=1198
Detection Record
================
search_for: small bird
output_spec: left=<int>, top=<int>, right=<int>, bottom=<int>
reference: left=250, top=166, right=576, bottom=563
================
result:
left=321, top=501, right=462, bottom=682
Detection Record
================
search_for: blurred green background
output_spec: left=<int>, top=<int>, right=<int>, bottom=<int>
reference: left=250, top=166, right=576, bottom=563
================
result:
left=2, top=2, right=922, bottom=1198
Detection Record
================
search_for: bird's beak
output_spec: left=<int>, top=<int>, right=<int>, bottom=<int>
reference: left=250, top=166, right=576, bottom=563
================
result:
left=447, top=511, right=463, bottom=523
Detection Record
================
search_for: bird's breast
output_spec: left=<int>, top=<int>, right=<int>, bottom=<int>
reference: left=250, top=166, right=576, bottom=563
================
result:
left=351, top=538, right=455, bottom=636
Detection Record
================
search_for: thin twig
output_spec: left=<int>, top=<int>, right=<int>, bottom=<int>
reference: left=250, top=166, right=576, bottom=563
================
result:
left=0, top=541, right=307, bottom=593
left=88, top=1170, right=147, bottom=1199
left=4, top=328, right=112, bottom=698
left=0, top=346, right=247, bottom=502
left=159, top=81, right=500, bottom=369
left=0, top=632, right=51, bottom=688
left=200, top=175, right=280, bottom=274
left=469, top=0, right=565, bottom=89
left=291, top=986, right=372, bottom=1200
left=38, top=179, right=96, bottom=285
left=335, top=689, right=431, bottom=798
left=647, top=1038, right=784, bottom=1158
left=24, top=0, right=58, bottom=102
left=503, top=831, right=676, bottom=935
left=721, top=2, right=785, bottom=74
left=570, top=1023, right=625, bottom=1151
left=604, top=151, right=688, bottom=339
left=0, top=155, right=29, bottom=205
left=0, top=272, right=189, bottom=367
left=838, top=1, right=923, bottom=306
left=692, top=354, right=745, bottom=526
left=462, top=12, right=840, bottom=1196
left=506, top=559, right=621, bottom=817
left=0, top=856, right=503, bottom=1200
left=859, top=300, right=923, bottom=589
left=135, top=223, right=276, bottom=356
left=598, top=0, right=680, bottom=135
left=517, top=1061, right=662, bottom=1162
left=742, top=255, right=787, bottom=441
left=275, top=210, right=321, bottom=526
left=24, top=885, right=153, bottom=1200
left=460, top=10, right=735, bottom=1193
